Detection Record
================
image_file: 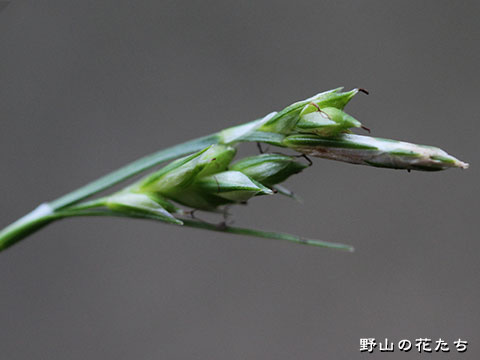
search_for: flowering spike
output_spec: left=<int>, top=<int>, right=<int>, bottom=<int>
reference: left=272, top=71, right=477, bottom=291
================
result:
left=283, top=134, right=469, bottom=171
left=295, top=106, right=362, bottom=136
left=229, top=153, right=308, bottom=187
left=0, top=87, right=468, bottom=252
left=258, top=88, right=360, bottom=135
left=195, top=171, right=273, bottom=201
left=196, top=145, right=237, bottom=177
left=139, top=145, right=236, bottom=194
left=138, top=146, right=212, bottom=193
left=308, top=87, right=360, bottom=110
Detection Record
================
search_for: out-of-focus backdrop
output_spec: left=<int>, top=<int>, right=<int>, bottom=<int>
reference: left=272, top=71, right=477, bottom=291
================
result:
left=0, top=1, right=478, bottom=359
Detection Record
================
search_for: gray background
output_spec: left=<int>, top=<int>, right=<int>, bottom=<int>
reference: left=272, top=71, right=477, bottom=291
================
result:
left=0, top=1, right=478, bottom=359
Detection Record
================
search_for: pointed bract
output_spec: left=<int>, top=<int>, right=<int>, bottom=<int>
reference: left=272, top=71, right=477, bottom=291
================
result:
left=139, top=146, right=212, bottom=193
left=258, top=88, right=361, bottom=135
left=308, top=87, right=360, bottom=110
left=296, top=106, right=362, bottom=136
left=230, top=153, right=308, bottom=187
left=196, top=145, right=237, bottom=178
left=195, top=171, right=274, bottom=201
left=139, top=145, right=236, bottom=195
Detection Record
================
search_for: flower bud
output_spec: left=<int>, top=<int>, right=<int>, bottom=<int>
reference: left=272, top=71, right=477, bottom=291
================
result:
left=258, top=87, right=361, bottom=135
left=195, top=171, right=273, bottom=201
left=196, top=145, right=237, bottom=178
left=139, top=145, right=236, bottom=195
left=166, top=189, right=236, bottom=211
left=229, top=154, right=308, bottom=187
left=310, top=87, right=362, bottom=110
left=295, top=106, right=362, bottom=136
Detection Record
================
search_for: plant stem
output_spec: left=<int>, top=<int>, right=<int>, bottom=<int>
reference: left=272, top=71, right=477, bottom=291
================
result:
left=0, top=205, right=353, bottom=252
left=0, top=125, right=259, bottom=251
left=50, top=133, right=221, bottom=210
left=0, top=204, right=55, bottom=251
left=181, top=219, right=354, bottom=251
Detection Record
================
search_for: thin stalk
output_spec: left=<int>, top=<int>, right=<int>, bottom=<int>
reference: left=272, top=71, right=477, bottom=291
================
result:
left=0, top=206, right=353, bottom=252
left=67, top=198, right=108, bottom=211
left=0, top=211, right=55, bottom=252
left=50, top=133, right=221, bottom=210
left=181, top=219, right=354, bottom=251
left=72, top=210, right=354, bottom=251
left=0, top=206, right=109, bottom=251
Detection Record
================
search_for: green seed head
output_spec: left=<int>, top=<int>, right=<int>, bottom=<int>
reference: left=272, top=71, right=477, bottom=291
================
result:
left=130, top=145, right=280, bottom=211
left=195, top=144, right=237, bottom=178
left=295, top=106, right=362, bottom=136
left=308, top=87, right=361, bottom=110
left=139, top=145, right=236, bottom=194
left=165, top=190, right=232, bottom=211
left=258, top=87, right=361, bottom=135
left=195, top=171, right=273, bottom=201
left=166, top=170, right=275, bottom=211
left=230, top=153, right=308, bottom=187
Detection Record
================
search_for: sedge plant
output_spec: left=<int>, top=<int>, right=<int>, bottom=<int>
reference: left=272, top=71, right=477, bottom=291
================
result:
left=0, top=88, right=468, bottom=253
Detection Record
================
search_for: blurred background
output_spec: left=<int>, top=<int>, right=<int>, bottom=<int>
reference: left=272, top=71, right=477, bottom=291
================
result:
left=0, top=1, right=478, bottom=359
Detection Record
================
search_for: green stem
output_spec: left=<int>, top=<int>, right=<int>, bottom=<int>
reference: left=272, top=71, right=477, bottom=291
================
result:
left=67, top=198, right=108, bottom=211
left=0, top=206, right=353, bottom=252
left=180, top=219, right=354, bottom=251
left=50, top=133, right=221, bottom=210
left=0, top=204, right=55, bottom=251
left=0, top=131, right=220, bottom=248
left=0, top=122, right=265, bottom=251
left=0, top=204, right=108, bottom=251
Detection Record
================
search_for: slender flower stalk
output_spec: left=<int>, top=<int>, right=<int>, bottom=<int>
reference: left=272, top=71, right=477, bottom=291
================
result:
left=0, top=88, right=468, bottom=253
